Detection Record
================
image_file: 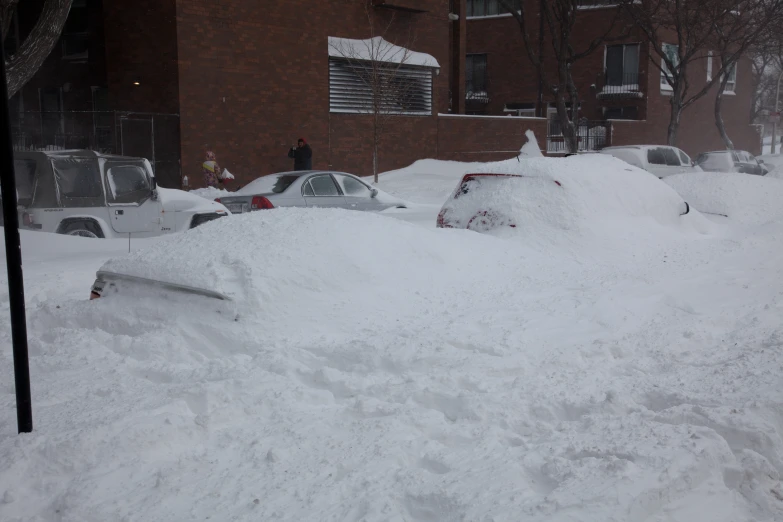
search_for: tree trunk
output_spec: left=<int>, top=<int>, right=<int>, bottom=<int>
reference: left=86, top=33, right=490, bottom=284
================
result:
left=5, top=0, right=73, bottom=99
left=373, top=112, right=379, bottom=183
left=714, top=59, right=735, bottom=149
left=715, top=86, right=734, bottom=150
left=555, top=93, right=577, bottom=153
left=667, top=86, right=683, bottom=146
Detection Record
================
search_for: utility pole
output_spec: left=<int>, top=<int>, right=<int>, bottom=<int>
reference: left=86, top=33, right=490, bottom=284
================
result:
left=0, top=35, right=33, bottom=433
left=772, top=69, right=782, bottom=155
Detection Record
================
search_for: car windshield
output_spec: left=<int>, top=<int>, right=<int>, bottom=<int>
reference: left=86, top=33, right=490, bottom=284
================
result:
left=236, top=174, right=300, bottom=195
left=696, top=152, right=732, bottom=172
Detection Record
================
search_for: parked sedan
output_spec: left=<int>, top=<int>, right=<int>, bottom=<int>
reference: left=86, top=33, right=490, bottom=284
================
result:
left=215, top=171, right=405, bottom=213
left=599, top=145, right=702, bottom=178
left=694, top=150, right=769, bottom=175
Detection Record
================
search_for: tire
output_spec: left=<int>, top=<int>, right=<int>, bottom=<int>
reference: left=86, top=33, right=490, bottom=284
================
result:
left=60, top=221, right=104, bottom=239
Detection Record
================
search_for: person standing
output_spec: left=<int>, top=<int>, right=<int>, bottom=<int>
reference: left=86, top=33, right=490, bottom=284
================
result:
left=288, top=138, right=313, bottom=171
left=202, top=150, right=223, bottom=188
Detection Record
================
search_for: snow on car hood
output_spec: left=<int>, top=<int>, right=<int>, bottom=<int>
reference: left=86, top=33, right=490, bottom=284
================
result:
left=156, top=187, right=229, bottom=213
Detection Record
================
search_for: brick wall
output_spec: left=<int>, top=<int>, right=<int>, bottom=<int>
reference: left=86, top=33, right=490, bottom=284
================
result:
left=437, top=114, right=546, bottom=162
left=175, top=0, right=451, bottom=188
left=103, top=0, right=179, bottom=113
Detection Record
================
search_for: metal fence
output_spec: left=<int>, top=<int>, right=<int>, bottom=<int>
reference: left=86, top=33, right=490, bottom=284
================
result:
left=547, top=119, right=610, bottom=154
left=10, top=111, right=181, bottom=188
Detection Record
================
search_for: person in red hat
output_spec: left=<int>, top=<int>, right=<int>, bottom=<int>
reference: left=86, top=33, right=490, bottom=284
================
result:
left=288, top=138, right=313, bottom=171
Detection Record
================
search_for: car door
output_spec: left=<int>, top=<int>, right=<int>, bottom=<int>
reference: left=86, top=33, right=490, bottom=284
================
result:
left=661, top=147, right=686, bottom=175
left=301, top=173, right=347, bottom=208
left=332, top=173, right=381, bottom=211
left=104, top=160, right=162, bottom=234
left=675, top=148, right=697, bottom=173
left=744, top=153, right=764, bottom=175
left=645, top=147, right=670, bottom=177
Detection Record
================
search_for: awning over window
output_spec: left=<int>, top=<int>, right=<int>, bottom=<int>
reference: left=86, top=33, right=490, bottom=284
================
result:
left=328, top=36, right=440, bottom=69
left=371, top=0, right=428, bottom=13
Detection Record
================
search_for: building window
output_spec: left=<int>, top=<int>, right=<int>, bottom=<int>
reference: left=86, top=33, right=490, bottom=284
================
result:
left=466, top=54, right=488, bottom=101
left=707, top=50, right=713, bottom=81
left=466, top=0, right=521, bottom=18
left=604, top=106, right=638, bottom=120
left=660, top=43, right=679, bottom=91
left=504, top=102, right=536, bottom=117
left=39, top=88, right=64, bottom=145
left=62, top=0, right=89, bottom=62
left=606, top=43, right=639, bottom=87
left=328, top=58, right=433, bottom=115
left=723, top=62, right=737, bottom=93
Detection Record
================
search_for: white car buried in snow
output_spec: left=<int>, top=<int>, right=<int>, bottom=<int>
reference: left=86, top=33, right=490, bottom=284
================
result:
left=11, top=150, right=229, bottom=238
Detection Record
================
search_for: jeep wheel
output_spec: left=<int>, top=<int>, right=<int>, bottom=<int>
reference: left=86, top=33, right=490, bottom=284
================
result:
left=61, top=221, right=104, bottom=239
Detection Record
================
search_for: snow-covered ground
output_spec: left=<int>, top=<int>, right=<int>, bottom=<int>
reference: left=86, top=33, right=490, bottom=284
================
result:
left=2, top=151, right=783, bottom=521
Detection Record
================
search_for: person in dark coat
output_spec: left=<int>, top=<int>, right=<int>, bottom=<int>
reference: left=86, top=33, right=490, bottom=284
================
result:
left=288, top=138, right=313, bottom=171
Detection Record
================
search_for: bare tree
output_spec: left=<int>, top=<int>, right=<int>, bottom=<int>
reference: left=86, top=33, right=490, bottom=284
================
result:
left=1, top=0, right=73, bottom=99
left=497, top=0, right=630, bottom=153
left=329, top=4, right=429, bottom=182
left=619, top=0, right=783, bottom=145
left=710, top=1, right=783, bottom=148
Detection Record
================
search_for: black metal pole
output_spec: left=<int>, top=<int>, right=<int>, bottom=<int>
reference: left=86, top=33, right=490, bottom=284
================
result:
left=0, top=36, right=33, bottom=433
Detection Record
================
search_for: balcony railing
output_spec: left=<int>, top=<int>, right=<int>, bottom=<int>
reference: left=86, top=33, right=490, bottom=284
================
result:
left=598, top=72, right=643, bottom=99
left=466, top=90, right=490, bottom=104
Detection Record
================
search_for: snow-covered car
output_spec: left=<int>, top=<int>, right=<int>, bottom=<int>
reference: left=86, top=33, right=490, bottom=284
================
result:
left=12, top=150, right=229, bottom=238
left=600, top=145, right=702, bottom=178
left=694, top=150, right=769, bottom=175
left=436, top=156, right=692, bottom=233
left=214, top=171, right=405, bottom=213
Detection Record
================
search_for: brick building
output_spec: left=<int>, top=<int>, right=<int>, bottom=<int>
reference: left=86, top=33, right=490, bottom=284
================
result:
left=5, top=0, right=761, bottom=189
left=462, top=0, right=761, bottom=156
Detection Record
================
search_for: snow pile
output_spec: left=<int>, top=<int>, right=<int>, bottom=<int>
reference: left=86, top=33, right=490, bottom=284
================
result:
left=6, top=142, right=783, bottom=521
left=664, top=171, right=783, bottom=224
left=188, top=186, right=230, bottom=200
left=441, top=155, right=710, bottom=243
left=759, top=154, right=783, bottom=178
left=99, top=209, right=512, bottom=314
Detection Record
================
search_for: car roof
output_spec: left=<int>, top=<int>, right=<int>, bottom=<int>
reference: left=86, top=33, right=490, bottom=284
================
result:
left=602, top=145, right=677, bottom=151
left=14, top=149, right=147, bottom=162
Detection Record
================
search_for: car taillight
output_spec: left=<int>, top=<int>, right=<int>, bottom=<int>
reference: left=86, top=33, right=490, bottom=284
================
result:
left=90, top=291, right=101, bottom=300
left=22, top=212, right=33, bottom=227
left=436, top=209, right=448, bottom=228
left=214, top=198, right=221, bottom=203
left=251, top=196, right=274, bottom=210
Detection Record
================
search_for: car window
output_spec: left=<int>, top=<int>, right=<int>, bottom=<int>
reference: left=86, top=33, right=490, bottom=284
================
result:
left=663, top=148, right=681, bottom=166
left=731, top=151, right=740, bottom=163
left=308, top=175, right=341, bottom=196
left=51, top=157, right=105, bottom=208
left=678, top=150, right=691, bottom=165
left=646, top=148, right=667, bottom=165
left=335, top=174, right=372, bottom=197
left=13, top=159, right=37, bottom=206
left=105, top=164, right=151, bottom=204
left=302, top=180, right=314, bottom=197
left=697, top=152, right=731, bottom=171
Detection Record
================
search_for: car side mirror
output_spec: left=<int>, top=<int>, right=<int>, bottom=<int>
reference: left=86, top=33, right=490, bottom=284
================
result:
left=371, top=188, right=378, bottom=198
left=150, top=177, right=157, bottom=190
left=759, top=159, right=765, bottom=164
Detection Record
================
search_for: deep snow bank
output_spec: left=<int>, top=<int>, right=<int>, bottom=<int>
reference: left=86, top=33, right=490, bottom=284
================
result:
left=99, top=208, right=521, bottom=316
left=665, top=172, right=783, bottom=224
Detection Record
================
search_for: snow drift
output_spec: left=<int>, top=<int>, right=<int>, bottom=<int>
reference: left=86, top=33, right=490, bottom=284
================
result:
left=665, top=171, right=783, bottom=224
left=441, top=154, right=711, bottom=242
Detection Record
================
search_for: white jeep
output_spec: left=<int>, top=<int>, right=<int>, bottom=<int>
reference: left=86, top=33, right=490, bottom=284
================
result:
left=9, top=150, right=229, bottom=238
